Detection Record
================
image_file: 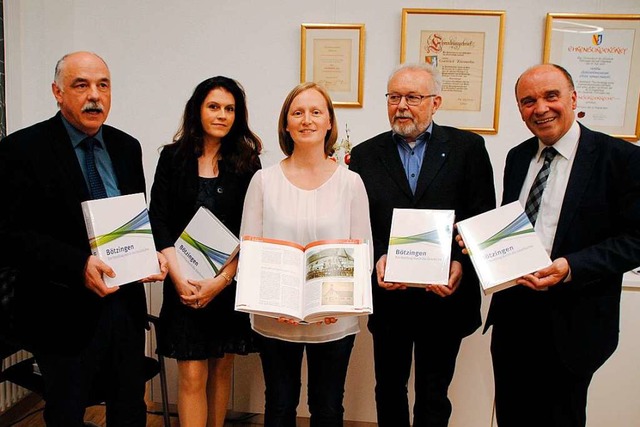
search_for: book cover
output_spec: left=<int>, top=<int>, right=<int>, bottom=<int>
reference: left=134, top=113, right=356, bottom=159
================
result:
left=384, top=208, right=454, bottom=286
left=174, top=207, right=239, bottom=280
left=81, top=193, right=160, bottom=287
left=235, top=236, right=372, bottom=323
left=456, top=201, right=552, bottom=294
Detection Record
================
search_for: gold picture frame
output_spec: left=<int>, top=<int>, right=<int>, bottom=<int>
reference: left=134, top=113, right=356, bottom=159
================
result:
left=401, top=9, right=505, bottom=134
left=544, top=13, right=640, bottom=141
left=301, top=23, right=365, bottom=108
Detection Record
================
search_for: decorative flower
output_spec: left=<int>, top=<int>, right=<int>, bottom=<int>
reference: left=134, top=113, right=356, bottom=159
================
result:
left=332, top=124, right=352, bottom=165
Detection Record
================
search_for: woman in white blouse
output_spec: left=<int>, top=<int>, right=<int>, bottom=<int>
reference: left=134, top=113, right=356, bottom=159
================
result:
left=240, top=82, right=372, bottom=426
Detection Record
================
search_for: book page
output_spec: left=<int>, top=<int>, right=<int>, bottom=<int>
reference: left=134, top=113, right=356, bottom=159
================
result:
left=301, top=241, right=371, bottom=321
left=235, top=237, right=305, bottom=320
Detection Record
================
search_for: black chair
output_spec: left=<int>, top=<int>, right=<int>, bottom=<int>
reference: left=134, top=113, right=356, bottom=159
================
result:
left=0, top=314, right=170, bottom=427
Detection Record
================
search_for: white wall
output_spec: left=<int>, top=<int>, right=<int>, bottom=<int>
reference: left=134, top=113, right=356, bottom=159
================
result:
left=3, top=1, right=640, bottom=426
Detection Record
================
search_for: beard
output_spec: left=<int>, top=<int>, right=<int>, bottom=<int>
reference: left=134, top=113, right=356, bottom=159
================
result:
left=391, top=115, right=427, bottom=139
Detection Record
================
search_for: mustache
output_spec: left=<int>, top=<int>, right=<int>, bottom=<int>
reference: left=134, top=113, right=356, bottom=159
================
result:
left=82, top=101, right=104, bottom=113
left=393, top=113, right=413, bottom=121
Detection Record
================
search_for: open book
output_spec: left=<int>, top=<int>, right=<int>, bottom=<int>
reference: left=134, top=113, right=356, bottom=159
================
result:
left=456, top=201, right=552, bottom=294
left=174, top=207, right=239, bottom=280
left=235, top=236, right=372, bottom=323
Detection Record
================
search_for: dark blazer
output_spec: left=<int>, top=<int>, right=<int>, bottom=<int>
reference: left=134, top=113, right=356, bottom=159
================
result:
left=149, top=143, right=254, bottom=250
left=350, top=124, right=496, bottom=336
left=0, top=113, right=147, bottom=353
left=148, top=144, right=258, bottom=332
left=488, top=123, right=640, bottom=375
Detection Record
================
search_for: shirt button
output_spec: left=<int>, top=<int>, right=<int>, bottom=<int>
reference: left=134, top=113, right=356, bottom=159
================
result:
left=411, top=173, right=415, bottom=178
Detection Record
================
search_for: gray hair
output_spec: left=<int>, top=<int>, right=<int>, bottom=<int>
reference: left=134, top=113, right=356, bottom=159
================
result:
left=54, top=52, right=109, bottom=88
left=388, top=63, right=442, bottom=95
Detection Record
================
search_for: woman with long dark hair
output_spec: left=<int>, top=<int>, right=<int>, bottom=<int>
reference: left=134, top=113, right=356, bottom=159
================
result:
left=149, top=76, right=261, bottom=427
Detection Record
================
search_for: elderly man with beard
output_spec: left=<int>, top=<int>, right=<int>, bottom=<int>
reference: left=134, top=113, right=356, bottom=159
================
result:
left=349, top=63, right=495, bottom=427
left=0, top=51, right=167, bottom=427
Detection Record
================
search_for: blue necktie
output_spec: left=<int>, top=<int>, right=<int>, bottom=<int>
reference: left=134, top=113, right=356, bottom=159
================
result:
left=524, top=147, right=558, bottom=226
left=81, top=137, right=108, bottom=200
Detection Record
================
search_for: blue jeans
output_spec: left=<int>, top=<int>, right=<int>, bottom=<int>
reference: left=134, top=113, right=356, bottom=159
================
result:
left=259, top=334, right=355, bottom=427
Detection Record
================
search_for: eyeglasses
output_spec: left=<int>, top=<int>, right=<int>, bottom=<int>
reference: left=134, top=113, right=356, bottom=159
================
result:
left=385, top=93, right=437, bottom=106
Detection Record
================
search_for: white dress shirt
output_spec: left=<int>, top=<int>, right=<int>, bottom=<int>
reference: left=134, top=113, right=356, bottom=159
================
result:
left=518, top=120, right=581, bottom=255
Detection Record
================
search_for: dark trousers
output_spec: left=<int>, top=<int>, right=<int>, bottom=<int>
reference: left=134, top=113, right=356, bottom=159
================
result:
left=259, top=334, right=355, bottom=427
left=35, top=294, right=146, bottom=427
left=491, top=320, right=593, bottom=427
left=370, top=322, right=462, bottom=427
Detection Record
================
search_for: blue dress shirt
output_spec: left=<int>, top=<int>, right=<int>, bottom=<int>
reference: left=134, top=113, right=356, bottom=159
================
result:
left=393, top=122, right=433, bottom=194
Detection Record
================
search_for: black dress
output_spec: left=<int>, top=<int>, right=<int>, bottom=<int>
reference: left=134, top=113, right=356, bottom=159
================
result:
left=149, top=145, right=260, bottom=360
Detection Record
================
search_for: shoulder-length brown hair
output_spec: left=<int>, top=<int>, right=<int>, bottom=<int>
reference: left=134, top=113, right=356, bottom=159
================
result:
left=277, top=82, right=338, bottom=157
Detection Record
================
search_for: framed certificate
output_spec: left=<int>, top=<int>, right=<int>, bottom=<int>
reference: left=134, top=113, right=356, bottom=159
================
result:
left=401, top=9, right=505, bottom=134
left=301, top=23, right=365, bottom=108
left=544, top=13, right=640, bottom=141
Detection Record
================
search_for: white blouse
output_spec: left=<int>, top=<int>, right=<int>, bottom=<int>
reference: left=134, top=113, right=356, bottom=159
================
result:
left=240, top=162, right=373, bottom=343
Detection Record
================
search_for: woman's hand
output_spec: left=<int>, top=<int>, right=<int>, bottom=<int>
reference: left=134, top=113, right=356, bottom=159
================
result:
left=175, top=277, right=198, bottom=307
left=277, top=317, right=301, bottom=326
left=182, top=274, right=229, bottom=309
left=276, top=317, right=338, bottom=326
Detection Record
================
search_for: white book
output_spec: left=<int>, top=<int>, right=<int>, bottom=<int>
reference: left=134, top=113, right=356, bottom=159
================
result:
left=235, top=236, right=372, bottom=323
left=82, top=193, right=160, bottom=287
left=456, top=201, right=552, bottom=295
left=384, top=208, right=454, bottom=286
left=174, top=207, right=239, bottom=280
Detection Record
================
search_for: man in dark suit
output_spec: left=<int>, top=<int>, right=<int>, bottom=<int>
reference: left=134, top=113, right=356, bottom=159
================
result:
left=486, top=64, right=640, bottom=427
left=349, top=63, right=496, bottom=427
left=0, top=51, right=167, bottom=427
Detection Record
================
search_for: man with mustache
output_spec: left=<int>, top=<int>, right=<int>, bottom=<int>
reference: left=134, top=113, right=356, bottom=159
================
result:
left=483, top=64, right=640, bottom=427
left=0, top=51, right=167, bottom=426
left=349, top=63, right=495, bottom=427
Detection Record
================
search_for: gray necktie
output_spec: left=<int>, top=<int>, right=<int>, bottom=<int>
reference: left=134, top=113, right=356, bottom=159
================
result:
left=524, top=147, right=558, bottom=226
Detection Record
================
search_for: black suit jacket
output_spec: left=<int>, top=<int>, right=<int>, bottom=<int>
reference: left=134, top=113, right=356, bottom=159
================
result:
left=0, top=113, right=147, bottom=354
left=350, top=124, right=496, bottom=336
left=488, top=123, right=640, bottom=375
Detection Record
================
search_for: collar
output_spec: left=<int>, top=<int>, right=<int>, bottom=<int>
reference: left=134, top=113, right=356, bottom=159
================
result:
left=392, top=122, right=433, bottom=148
left=61, top=114, right=105, bottom=149
left=535, top=120, right=580, bottom=162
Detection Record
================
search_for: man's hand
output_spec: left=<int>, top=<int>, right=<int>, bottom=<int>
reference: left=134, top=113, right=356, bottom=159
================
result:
left=140, top=251, right=169, bottom=283
left=454, top=231, right=469, bottom=255
left=517, top=257, right=569, bottom=290
left=426, top=260, right=463, bottom=297
left=84, top=255, right=119, bottom=297
left=376, top=254, right=408, bottom=290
